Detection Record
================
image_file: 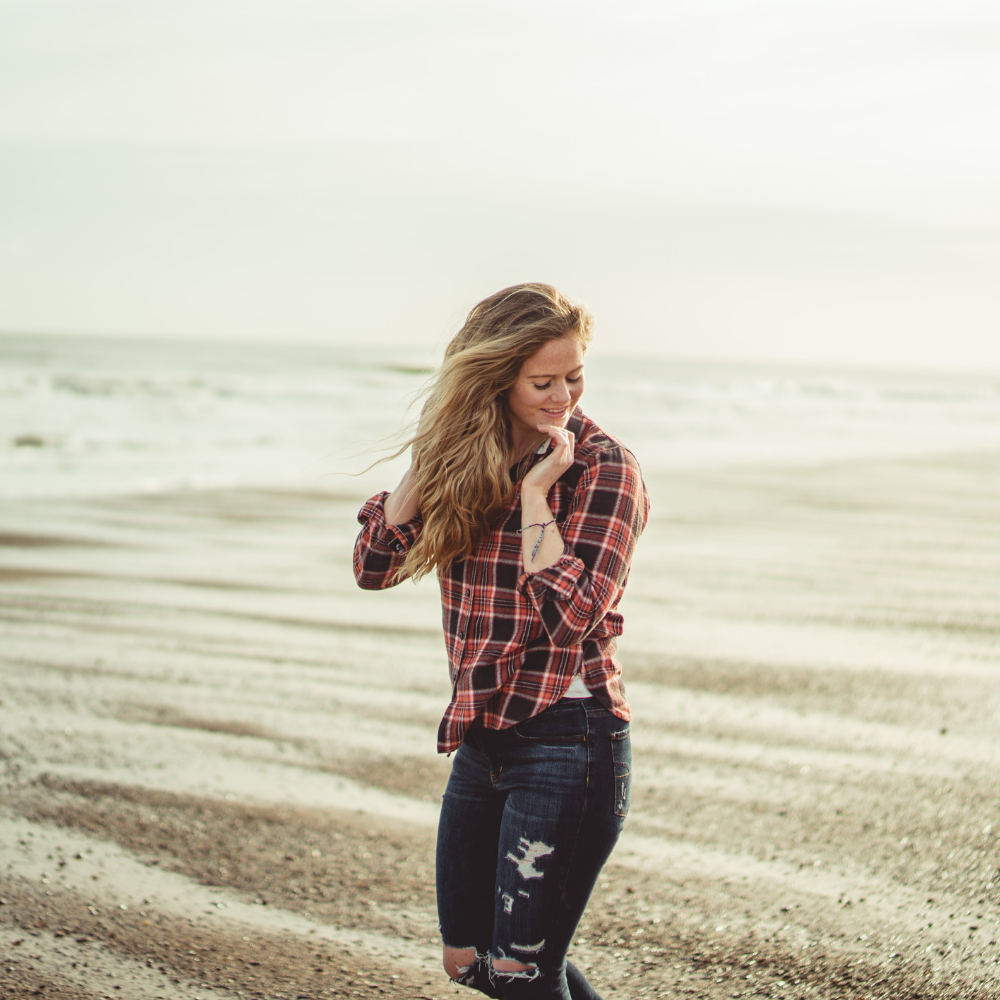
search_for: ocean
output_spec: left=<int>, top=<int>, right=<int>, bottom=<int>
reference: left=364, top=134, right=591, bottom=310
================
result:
left=3, top=331, right=999, bottom=501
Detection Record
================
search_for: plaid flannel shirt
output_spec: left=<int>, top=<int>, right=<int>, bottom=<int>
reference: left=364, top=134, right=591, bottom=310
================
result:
left=353, top=409, right=649, bottom=754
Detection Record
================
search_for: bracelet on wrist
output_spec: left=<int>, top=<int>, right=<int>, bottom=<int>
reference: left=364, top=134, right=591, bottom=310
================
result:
left=517, top=519, right=555, bottom=563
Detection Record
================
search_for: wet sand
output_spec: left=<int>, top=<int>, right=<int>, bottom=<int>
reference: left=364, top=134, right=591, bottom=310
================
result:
left=3, top=451, right=1000, bottom=998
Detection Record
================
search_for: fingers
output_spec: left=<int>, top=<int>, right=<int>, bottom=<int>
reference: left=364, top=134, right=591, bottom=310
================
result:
left=537, top=422, right=571, bottom=437
left=538, top=431, right=573, bottom=459
left=525, top=425, right=575, bottom=494
left=521, top=429, right=575, bottom=495
left=537, top=424, right=574, bottom=451
left=531, top=430, right=574, bottom=480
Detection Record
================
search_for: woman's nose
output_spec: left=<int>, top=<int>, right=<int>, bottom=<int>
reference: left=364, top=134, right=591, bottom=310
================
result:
left=550, top=382, right=571, bottom=402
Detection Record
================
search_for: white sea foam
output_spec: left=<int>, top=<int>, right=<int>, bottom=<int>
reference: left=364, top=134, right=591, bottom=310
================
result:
left=3, top=333, right=999, bottom=500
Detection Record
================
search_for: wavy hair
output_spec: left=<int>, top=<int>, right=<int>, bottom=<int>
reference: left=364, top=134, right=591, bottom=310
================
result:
left=396, top=283, right=593, bottom=582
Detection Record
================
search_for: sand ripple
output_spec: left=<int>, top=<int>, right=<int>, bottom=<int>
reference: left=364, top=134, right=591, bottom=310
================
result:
left=3, top=457, right=1000, bottom=998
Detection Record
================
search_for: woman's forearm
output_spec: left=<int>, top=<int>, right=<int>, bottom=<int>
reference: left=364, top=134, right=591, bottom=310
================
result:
left=384, top=465, right=420, bottom=525
left=520, top=486, right=565, bottom=572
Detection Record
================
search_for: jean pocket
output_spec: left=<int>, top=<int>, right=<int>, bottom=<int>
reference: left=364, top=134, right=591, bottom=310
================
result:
left=512, top=724, right=587, bottom=744
left=610, top=728, right=631, bottom=818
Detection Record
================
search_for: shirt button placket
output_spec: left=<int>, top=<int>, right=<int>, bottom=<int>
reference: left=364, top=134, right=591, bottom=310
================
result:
left=457, top=583, right=471, bottom=642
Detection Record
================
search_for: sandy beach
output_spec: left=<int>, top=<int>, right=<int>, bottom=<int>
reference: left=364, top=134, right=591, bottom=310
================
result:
left=3, top=448, right=1000, bottom=998
left=5, top=0, right=1000, bottom=993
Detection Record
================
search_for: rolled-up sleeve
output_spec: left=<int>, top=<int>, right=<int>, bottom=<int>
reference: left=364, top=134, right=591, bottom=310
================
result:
left=353, top=491, right=423, bottom=590
left=517, top=448, right=648, bottom=647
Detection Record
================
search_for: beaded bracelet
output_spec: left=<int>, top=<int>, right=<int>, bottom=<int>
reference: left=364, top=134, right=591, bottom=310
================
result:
left=517, top=519, right=555, bottom=563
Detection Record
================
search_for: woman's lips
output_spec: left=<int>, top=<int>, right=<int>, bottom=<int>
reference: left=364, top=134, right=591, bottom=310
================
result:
left=541, top=407, right=568, bottom=419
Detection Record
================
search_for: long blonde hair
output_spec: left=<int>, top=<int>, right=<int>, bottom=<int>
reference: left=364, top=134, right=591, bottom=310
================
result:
left=398, top=283, right=593, bottom=582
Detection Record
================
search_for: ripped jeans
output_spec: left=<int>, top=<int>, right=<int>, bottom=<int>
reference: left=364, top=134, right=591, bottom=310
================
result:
left=436, top=697, right=631, bottom=999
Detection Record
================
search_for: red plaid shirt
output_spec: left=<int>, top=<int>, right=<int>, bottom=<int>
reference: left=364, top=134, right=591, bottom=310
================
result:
left=353, top=409, right=649, bottom=754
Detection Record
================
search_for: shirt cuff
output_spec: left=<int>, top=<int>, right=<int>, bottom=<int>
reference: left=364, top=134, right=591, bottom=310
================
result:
left=518, top=548, right=586, bottom=602
left=357, top=491, right=422, bottom=554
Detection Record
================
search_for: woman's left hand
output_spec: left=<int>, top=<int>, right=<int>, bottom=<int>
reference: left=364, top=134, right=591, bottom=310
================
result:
left=522, top=424, right=576, bottom=498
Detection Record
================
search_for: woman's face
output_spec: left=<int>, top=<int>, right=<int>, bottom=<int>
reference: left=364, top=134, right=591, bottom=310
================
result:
left=506, top=335, right=586, bottom=443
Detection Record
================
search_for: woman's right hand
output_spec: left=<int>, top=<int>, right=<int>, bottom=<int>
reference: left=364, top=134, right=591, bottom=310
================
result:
left=521, top=424, right=576, bottom=499
left=384, top=464, right=420, bottom=525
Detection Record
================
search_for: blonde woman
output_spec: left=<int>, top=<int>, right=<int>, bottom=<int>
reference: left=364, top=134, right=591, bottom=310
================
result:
left=354, top=284, right=649, bottom=999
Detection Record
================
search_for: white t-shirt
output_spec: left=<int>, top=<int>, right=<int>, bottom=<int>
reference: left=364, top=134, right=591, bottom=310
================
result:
left=563, top=673, right=591, bottom=698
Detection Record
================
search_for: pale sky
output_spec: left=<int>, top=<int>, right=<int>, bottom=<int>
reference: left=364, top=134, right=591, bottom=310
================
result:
left=2, top=0, right=999, bottom=369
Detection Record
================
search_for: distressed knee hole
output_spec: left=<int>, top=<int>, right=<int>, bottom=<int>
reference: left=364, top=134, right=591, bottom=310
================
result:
left=490, top=955, right=542, bottom=984
left=443, top=946, right=479, bottom=981
left=493, top=959, right=535, bottom=974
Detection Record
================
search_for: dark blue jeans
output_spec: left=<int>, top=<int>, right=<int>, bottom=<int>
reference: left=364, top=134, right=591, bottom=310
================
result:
left=436, top=697, right=631, bottom=999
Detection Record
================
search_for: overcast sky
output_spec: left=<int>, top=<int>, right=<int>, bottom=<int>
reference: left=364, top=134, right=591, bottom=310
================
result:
left=2, top=0, right=999, bottom=369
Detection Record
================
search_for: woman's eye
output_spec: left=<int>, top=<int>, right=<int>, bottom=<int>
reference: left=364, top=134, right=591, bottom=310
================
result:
left=533, top=375, right=582, bottom=389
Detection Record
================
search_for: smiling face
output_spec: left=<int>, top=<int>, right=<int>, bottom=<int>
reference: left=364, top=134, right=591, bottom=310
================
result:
left=506, top=334, right=586, bottom=456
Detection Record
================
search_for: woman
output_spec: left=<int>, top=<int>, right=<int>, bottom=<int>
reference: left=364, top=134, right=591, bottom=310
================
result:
left=353, top=283, right=649, bottom=999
